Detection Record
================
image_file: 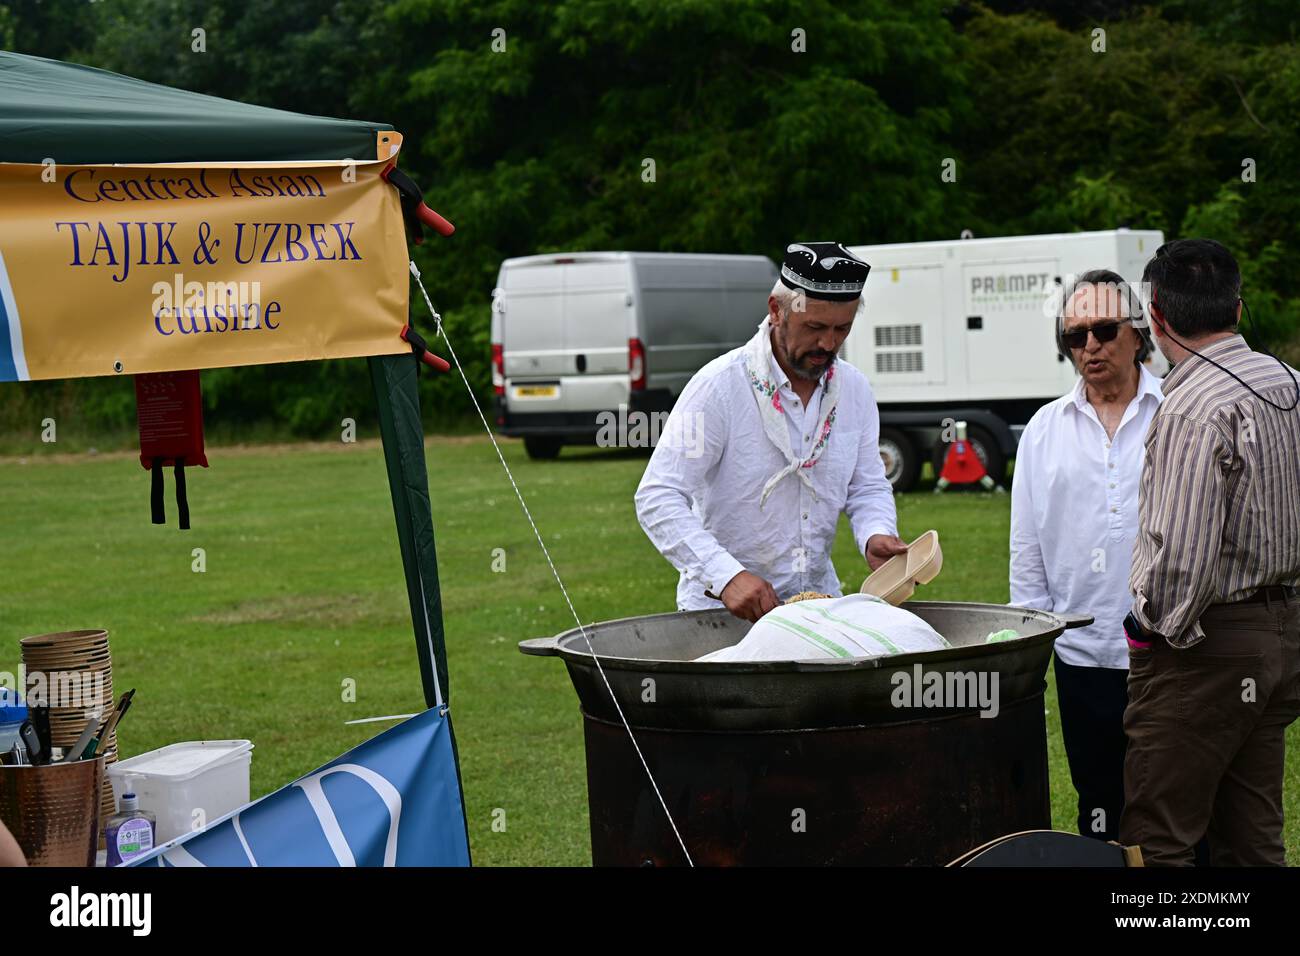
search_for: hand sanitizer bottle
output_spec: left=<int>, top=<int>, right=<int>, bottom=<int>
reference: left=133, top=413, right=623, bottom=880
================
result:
left=105, top=792, right=156, bottom=866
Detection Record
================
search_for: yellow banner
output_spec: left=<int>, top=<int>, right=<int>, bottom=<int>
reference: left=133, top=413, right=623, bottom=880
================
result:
left=0, top=151, right=409, bottom=381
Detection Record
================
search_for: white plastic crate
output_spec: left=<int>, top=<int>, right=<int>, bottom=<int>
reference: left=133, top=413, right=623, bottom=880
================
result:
left=108, top=740, right=253, bottom=845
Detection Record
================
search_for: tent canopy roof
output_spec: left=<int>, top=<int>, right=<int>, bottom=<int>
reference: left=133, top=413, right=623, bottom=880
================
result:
left=0, top=51, right=391, bottom=165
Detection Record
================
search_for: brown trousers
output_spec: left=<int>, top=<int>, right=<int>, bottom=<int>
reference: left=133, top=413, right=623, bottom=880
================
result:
left=1120, top=592, right=1300, bottom=865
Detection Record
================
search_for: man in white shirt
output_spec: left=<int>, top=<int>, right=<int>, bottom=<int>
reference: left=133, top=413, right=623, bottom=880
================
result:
left=635, top=241, right=906, bottom=622
left=1010, top=270, right=1162, bottom=843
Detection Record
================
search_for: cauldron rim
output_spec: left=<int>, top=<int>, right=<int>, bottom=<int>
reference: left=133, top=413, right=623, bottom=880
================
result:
left=520, top=601, right=1083, bottom=673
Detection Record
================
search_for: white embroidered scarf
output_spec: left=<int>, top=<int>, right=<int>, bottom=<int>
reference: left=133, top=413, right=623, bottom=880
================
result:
left=742, top=316, right=840, bottom=508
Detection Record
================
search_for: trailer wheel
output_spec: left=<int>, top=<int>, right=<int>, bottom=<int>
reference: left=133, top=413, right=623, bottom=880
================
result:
left=523, top=436, right=563, bottom=460
left=878, top=427, right=920, bottom=492
left=932, top=425, right=1006, bottom=484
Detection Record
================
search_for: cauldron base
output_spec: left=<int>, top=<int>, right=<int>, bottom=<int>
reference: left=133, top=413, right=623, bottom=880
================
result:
left=584, top=693, right=1050, bottom=866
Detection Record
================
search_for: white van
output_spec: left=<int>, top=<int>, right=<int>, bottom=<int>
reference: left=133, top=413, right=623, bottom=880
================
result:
left=492, top=252, right=777, bottom=458
left=843, top=229, right=1166, bottom=490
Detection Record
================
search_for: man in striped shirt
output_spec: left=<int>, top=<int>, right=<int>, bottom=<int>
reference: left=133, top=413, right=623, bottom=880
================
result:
left=1122, top=238, right=1300, bottom=866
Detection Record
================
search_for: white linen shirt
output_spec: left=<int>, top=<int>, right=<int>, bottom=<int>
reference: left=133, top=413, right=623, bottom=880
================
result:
left=635, top=344, right=897, bottom=611
left=1009, top=365, right=1164, bottom=668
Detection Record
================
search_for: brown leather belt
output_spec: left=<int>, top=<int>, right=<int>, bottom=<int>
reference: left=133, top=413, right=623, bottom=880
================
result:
left=1236, top=584, right=1299, bottom=605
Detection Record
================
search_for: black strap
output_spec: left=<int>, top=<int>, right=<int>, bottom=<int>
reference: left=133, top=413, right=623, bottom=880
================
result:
left=150, top=457, right=165, bottom=524
left=175, top=459, right=189, bottom=530
left=404, top=325, right=431, bottom=366
left=384, top=165, right=427, bottom=243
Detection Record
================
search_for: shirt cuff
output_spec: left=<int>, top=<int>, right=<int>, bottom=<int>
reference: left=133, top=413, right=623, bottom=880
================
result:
left=699, top=552, right=746, bottom=597
left=853, top=523, right=898, bottom=558
left=1132, top=590, right=1151, bottom=626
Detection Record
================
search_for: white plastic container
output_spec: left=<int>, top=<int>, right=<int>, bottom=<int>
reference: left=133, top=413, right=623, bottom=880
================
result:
left=108, top=740, right=253, bottom=844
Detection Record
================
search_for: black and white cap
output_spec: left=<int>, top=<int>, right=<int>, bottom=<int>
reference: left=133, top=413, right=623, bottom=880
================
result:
left=779, top=242, right=871, bottom=302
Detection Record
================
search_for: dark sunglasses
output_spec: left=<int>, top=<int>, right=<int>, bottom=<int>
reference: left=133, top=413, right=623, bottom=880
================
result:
left=1062, top=319, right=1129, bottom=350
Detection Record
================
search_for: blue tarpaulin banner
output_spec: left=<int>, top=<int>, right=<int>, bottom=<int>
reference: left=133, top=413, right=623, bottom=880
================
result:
left=128, top=708, right=470, bottom=867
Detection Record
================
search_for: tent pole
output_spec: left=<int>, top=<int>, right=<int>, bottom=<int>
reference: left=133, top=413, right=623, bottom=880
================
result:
left=367, top=353, right=450, bottom=710
left=368, top=352, right=473, bottom=859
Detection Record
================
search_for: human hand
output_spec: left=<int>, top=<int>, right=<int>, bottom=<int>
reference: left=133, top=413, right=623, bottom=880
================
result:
left=865, top=534, right=908, bottom=571
left=719, top=571, right=781, bottom=623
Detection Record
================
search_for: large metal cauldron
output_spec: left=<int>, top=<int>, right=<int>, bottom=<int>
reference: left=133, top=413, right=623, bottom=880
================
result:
left=520, top=602, right=1091, bottom=866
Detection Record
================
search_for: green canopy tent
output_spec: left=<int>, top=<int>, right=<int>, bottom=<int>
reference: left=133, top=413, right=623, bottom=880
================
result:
left=0, top=51, right=468, bottom=860
left=0, top=52, right=387, bottom=163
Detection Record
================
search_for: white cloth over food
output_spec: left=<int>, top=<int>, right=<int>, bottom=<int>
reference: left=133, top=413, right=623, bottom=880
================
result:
left=695, top=593, right=951, bottom=662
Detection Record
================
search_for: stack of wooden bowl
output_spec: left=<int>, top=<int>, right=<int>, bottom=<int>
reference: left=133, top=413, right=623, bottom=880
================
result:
left=20, top=629, right=118, bottom=837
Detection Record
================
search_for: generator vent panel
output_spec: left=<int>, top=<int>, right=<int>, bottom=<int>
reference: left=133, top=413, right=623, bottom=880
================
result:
left=874, top=324, right=923, bottom=348
left=873, top=324, right=924, bottom=374
left=876, top=351, right=925, bottom=374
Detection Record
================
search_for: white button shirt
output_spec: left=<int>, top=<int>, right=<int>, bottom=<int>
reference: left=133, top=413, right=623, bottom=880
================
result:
left=636, top=346, right=897, bottom=611
left=1009, top=366, right=1164, bottom=668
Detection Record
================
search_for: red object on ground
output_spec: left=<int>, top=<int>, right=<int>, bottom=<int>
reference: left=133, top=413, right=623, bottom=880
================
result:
left=135, top=370, right=208, bottom=469
left=939, top=440, right=988, bottom=485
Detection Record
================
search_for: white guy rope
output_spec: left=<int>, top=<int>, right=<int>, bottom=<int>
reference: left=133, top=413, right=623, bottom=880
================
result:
left=344, top=714, right=419, bottom=726
left=409, top=260, right=694, bottom=867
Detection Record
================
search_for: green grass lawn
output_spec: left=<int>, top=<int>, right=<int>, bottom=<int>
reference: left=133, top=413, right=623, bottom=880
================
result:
left=1, top=435, right=1296, bottom=864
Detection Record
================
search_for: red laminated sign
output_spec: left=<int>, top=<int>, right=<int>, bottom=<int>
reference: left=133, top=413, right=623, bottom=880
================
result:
left=135, top=369, right=207, bottom=529
left=135, top=370, right=208, bottom=469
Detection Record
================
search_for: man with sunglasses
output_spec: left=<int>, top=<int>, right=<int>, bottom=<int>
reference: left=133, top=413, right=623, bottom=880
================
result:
left=1011, top=269, right=1162, bottom=844
left=1122, top=239, right=1300, bottom=866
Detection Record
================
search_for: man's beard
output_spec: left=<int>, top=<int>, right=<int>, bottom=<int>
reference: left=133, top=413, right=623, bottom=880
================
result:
left=779, top=330, right=836, bottom=381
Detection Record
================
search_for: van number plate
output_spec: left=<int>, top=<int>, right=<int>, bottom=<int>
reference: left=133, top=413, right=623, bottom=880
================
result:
left=512, top=384, right=559, bottom=399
